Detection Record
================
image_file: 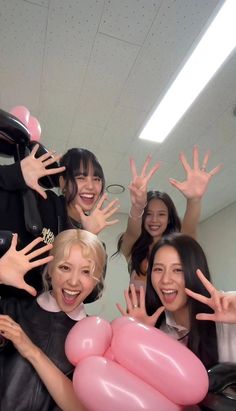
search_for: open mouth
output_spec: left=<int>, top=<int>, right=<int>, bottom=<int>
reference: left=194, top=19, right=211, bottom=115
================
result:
left=161, top=289, right=178, bottom=304
left=79, top=193, right=96, bottom=205
left=62, top=289, right=81, bottom=305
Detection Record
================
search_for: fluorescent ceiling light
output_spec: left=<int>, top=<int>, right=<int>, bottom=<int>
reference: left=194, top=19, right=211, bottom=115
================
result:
left=139, top=0, right=236, bottom=143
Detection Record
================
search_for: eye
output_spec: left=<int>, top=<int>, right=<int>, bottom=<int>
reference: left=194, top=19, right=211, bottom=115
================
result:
left=93, top=176, right=101, bottom=182
left=76, top=175, right=85, bottom=180
left=152, top=266, right=163, bottom=273
left=81, top=269, right=92, bottom=277
left=58, top=264, right=70, bottom=272
left=174, top=267, right=183, bottom=274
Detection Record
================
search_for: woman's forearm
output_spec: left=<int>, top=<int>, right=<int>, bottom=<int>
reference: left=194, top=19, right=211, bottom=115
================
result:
left=181, top=198, right=201, bottom=239
left=27, top=346, right=87, bottom=411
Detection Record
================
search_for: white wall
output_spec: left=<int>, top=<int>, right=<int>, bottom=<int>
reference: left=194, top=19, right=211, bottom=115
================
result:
left=198, top=201, right=236, bottom=291
left=85, top=212, right=130, bottom=321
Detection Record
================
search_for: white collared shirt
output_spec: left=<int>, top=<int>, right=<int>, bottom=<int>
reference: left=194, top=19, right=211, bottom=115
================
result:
left=37, top=291, right=87, bottom=321
left=161, top=307, right=236, bottom=363
left=160, top=310, right=190, bottom=345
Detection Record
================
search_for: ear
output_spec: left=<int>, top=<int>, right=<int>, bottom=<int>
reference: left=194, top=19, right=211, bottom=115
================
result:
left=47, top=263, right=52, bottom=278
left=59, top=175, right=65, bottom=191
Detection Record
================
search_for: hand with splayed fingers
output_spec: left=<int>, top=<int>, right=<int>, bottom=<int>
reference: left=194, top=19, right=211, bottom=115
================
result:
left=169, top=146, right=223, bottom=200
left=75, top=193, right=120, bottom=235
left=0, top=234, right=53, bottom=296
left=116, top=283, right=165, bottom=327
left=20, top=144, right=66, bottom=199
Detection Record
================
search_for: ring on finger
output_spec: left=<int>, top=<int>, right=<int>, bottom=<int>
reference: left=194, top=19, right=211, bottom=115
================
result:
left=201, top=164, right=207, bottom=171
left=133, top=304, right=138, bottom=308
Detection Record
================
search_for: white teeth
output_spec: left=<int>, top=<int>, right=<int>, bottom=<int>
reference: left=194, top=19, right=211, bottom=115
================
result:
left=80, top=194, right=94, bottom=199
left=63, top=289, right=80, bottom=296
left=162, top=290, right=176, bottom=294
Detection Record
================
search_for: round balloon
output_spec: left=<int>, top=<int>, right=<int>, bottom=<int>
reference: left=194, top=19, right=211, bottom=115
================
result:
left=10, top=106, right=30, bottom=127
left=28, top=116, right=41, bottom=142
left=65, top=316, right=112, bottom=366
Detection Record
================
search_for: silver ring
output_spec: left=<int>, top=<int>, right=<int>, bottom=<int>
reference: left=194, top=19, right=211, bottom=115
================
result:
left=133, top=304, right=138, bottom=308
left=201, top=165, right=206, bottom=171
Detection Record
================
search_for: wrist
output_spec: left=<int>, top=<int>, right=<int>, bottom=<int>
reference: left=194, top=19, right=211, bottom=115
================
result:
left=26, top=344, right=42, bottom=364
left=187, top=197, right=202, bottom=204
left=129, top=204, right=146, bottom=220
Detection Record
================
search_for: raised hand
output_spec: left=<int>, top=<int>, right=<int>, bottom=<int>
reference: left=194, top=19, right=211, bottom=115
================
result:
left=129, top=155, right=160, bottom=210
left=0, top=234, right=53, bottom=296
left=169, top=146, right=222, bottom=200
left=185, top=269, right=236, bottom=323
left=20, top=144, right=66, bottom=199
left=75, top=193, right=120, bottom=235
left=116, top=283, right=164, bottom=327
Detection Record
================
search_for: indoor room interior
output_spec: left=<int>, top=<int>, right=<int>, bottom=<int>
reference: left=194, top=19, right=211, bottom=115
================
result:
left=0, top=0, right=236, bottom=320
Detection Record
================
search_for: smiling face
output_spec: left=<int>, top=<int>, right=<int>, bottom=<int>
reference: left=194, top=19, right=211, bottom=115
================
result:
left=50, top=244, right=99, bottom=313
left=73, top=164, right=103, bottom=212
left=144, top=199, right=169, bottom=242
left=151, top=245, right=189, bottom=326
left=60, top=162, right=103, bottom=214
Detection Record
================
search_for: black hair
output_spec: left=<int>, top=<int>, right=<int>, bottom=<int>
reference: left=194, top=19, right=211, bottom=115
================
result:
left=119, top=191, right=181, bottom=275
left=146, top=232, right=218, bottom=369
left=60, top=148, right=105, bottom=205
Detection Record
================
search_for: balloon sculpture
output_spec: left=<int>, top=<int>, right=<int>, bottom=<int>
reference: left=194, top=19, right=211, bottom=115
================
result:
left=10, top=105, right=41, bottom=142
left=65, top=316, right=209, bottom=411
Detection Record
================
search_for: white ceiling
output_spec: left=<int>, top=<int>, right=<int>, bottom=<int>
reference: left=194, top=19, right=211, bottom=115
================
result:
left=1, top=0, right=236, bottom=221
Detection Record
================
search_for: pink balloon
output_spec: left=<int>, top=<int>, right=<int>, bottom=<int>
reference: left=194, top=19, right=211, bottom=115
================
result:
left=65, top=316, right=112, bottom=366
left=111, top=321, right=209, bottom=405
left=73, top=356, right=180, bottom=411
left=10, top=105, right=30, bottom=126
left=103, top=346, right=115, bottom=361
left=28, top=116, right=41, bottom=142
left=111, top=316, right=136, bottom=336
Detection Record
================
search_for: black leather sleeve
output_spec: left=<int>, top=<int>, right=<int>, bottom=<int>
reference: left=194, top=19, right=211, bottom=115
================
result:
left=0, top=162, right=27, bottom=191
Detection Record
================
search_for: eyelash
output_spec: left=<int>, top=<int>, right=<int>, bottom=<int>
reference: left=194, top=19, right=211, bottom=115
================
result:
left=152, top=267, right=183, bottom=273
left=58, top=265, right=70, bottom=271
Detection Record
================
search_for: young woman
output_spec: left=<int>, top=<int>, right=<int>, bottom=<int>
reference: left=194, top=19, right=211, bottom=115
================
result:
left=117, top=232, right=236, bottom=370
left=0, top=228, right=106, bottom=411
left=117, top=146, right=221, bottom=293
left=0, top=146, right=118, bottom=298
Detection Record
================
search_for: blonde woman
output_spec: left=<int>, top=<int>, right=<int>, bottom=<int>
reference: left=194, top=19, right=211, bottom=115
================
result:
left=0, top=229, right=106, bottom=411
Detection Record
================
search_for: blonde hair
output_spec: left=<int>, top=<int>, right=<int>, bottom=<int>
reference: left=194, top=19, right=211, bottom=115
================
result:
left=43, top=229, right=106, bottom=293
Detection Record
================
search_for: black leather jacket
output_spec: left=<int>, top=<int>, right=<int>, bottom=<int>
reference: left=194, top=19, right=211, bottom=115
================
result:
left=0, top=298, right=76, bottom=411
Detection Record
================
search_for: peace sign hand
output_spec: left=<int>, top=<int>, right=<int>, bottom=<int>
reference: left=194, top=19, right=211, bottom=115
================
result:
left=116, top=283, right=165, bottom=327
left=185, top=269, right=236, bottom=323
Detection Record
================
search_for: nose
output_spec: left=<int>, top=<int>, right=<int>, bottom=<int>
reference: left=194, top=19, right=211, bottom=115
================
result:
left=161, top=269, right=172, bottom=284
left=85, top=176, right=94, bottom=190
left=67, top=271, right=81, bottom=287
left=150, top=213, right=159, bottom=222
